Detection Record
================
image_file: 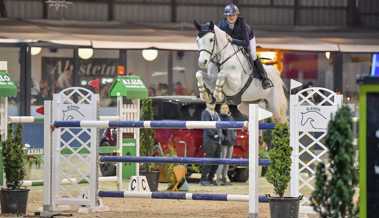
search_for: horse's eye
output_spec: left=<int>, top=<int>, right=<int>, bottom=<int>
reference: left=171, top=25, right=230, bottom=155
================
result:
left=210, top=39, right=214, bottom=42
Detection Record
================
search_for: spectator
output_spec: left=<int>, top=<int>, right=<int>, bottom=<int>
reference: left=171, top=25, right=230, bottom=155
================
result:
left=216, top=103, right=236, bottom=185
left=200, top=102, right=222, bottom=186
left=56, top=61, right=73, bottom=91
left=148, top=86, right=156, bottom=96
left=33, top=80, right=50, bottom=105
left=157, top=83, right=169, bottom=95
left=175, top=81, right=185, bottom=95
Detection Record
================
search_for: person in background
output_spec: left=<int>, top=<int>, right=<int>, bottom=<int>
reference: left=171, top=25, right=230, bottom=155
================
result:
left=148, top=86, right=156, bottom=96
left=216, top=103, right=236, bottom=185
left=157, top=83, right=169, bottom=95
left=33, top=80, right=49, bottom=105
left=175, top=81, right=185, bottom=95
left=199, top=102, right=222, bottom=186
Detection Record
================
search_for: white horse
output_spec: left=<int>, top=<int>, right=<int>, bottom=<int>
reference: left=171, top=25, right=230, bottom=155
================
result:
left=194, top=21, right=288, bottom=123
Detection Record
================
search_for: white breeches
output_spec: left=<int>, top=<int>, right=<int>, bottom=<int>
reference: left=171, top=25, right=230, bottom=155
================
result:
left=249, top=37, right=257, bottom=61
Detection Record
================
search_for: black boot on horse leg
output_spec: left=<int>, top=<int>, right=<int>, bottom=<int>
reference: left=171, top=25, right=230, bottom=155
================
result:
left=253, top=59, right=273, bottom=89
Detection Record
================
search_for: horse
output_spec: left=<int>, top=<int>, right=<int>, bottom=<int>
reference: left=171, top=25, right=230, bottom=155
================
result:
left=194, top=21, right=288, bottom=123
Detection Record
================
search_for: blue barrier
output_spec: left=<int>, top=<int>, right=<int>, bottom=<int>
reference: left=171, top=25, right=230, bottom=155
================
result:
left=99, top=156, right=270, bottom=166
left=53, top=120, right=275, bottom=130
left=98, top=191, right=269, bottom=203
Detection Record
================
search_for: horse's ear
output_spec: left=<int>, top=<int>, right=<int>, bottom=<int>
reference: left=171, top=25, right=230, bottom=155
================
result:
left=193, top=20, right=201, bottom=31
left=209, top=21, right=214, bottom=30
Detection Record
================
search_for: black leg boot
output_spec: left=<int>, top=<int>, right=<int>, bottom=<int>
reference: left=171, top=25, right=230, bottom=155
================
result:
left=254, top=59, right=273, bottom=89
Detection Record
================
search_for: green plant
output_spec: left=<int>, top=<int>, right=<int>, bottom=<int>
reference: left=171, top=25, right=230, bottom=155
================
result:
left=259, top=146, right=269, bottom=177
left=24, top=153, right=43, bottom=179
left=262, top=118, right=273, bottom=149
left=2, top=124, right=27, bottom=189
left=265, top=123, right=292, bottom=197
left=311, top=106, right=358, bottom=218
left=140, top=98, right=156, bottom=171
left=26, top=154, right=43, bottom=169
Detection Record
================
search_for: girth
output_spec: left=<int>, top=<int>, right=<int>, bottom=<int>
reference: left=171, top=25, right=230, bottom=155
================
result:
left=224, top=73, right=254, bottom=105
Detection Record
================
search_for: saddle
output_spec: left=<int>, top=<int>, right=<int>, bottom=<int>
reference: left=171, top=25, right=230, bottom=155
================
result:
left=224, top=74, right=253, bottom=105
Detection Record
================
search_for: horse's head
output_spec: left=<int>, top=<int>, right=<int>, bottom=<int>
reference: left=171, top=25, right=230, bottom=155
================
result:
left=194, top=20, right=215, bottom=69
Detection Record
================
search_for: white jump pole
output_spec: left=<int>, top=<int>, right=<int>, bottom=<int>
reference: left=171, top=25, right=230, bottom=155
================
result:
left=248, top=104, right=272, bottom=218
left=42, top=100, right=53, bottom=211
left=116, top=96, right=123, bottom=189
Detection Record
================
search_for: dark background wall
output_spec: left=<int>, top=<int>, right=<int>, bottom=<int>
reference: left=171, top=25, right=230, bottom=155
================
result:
left=0, top=0, right=377, bottom=27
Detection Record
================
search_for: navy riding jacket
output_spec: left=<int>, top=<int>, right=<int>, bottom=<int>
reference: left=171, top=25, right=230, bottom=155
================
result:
left=217, top=17, right=254, bottom=50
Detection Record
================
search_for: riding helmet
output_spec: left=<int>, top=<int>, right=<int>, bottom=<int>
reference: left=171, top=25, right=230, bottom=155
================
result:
left=224, top=3, right=240, bottom=16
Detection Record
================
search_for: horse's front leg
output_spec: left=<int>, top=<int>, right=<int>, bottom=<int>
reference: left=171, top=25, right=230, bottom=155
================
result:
left=213, top=72, right=225, bottom=103
left=196, top=70, right=212, bottom=103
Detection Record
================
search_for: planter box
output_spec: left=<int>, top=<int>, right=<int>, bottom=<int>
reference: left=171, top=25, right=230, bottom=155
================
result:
left=0, top=188, right=30, bottom=214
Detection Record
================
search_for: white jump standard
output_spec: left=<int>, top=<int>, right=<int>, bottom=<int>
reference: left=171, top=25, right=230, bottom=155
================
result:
left=42, top=87, right=273, bottom=218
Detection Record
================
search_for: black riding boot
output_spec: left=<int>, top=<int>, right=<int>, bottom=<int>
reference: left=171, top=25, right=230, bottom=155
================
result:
left=253, top=59, right=273, bottom=89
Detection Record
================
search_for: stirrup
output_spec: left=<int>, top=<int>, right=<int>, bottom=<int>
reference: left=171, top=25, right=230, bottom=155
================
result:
left=262, top=79, right=273, bottom=89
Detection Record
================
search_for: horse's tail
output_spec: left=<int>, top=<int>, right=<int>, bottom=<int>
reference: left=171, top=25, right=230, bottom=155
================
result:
left=282, top=83, right=290, bottom=100
left=267, top=66, right=288, bottom=123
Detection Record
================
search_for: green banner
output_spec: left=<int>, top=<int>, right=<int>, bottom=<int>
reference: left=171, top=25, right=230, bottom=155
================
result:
left=122, top=138, right=137, bottom=179
left=109, top=75, right=148, bottom=99
left=0, top=71, right=17, bottom=97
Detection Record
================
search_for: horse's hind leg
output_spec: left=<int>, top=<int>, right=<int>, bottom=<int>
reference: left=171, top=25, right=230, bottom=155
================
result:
left=196, top=70, right=212, bottom=103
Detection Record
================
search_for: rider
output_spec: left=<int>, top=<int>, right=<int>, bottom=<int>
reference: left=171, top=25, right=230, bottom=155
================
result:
left=217, top=3, right=273, bottom=89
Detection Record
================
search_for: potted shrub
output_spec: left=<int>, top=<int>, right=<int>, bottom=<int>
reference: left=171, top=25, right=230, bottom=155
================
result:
left=311, top=106, right=358, bottom=218
left=265, top=123, right=301, bottom=218
left=0, top=124, right=30, bottom=214
left=139, top=98, right=160, bottom=191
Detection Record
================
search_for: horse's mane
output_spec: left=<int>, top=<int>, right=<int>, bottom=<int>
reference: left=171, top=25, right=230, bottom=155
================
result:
left=213, top=25, right=224, bottom=37
left=212, top=25, right=228, bottom=48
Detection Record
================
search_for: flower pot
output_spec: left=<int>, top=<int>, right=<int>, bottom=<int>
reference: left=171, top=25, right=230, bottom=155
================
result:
left=0, top=188, right=30, bottom=214
left=267, top=195, right=302, bottom=218
left=140, top=170, right=160, bottom=191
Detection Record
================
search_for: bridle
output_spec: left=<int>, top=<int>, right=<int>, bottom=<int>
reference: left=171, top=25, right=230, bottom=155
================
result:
left=198, top=31, right=243, bottom=70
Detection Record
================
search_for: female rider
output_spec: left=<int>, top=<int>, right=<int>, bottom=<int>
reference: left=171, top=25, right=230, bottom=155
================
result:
left=218, top=3, right=273, bottom=89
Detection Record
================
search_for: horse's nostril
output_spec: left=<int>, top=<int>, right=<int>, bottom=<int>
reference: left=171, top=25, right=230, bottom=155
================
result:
left=204, top=60, right=208, bottom=65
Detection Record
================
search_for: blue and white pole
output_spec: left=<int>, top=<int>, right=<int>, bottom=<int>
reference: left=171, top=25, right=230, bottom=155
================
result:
left=100, top=156, right=271, bottom=166
left=98, top=191, right=269, bottom=203
left=53, top=120, right=275, bottom=130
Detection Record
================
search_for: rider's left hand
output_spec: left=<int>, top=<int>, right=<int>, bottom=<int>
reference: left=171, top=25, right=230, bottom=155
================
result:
left=227, top=35, right=232, bottom=42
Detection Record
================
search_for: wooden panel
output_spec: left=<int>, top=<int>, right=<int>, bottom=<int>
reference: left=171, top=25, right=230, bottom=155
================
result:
left=115, top=4, right=170, bottom=22
left=48, top=2, right=108, bottom=21
left=5, top=0, right=42, bottom=19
